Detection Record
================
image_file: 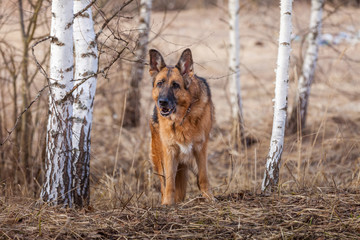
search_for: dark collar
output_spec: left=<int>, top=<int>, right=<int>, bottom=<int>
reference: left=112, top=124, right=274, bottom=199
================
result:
left=180, top=99, right=199, bottom=126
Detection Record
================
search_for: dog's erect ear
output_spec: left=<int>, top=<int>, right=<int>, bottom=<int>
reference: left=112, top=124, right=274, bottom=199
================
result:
left=176, top=48, right=193, bottom=88
left=149, top=49, right=166, bottom=77
left=176, top=48, right=193, bottom=76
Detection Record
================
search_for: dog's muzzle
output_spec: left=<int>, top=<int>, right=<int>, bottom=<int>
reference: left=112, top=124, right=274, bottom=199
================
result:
left=158, top=98, right=176, bottom=117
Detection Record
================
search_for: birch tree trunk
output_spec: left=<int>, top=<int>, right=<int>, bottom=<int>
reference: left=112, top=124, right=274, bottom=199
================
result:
left=228, top=0, right=245, bottom=149
left=72, top=0, right=98, bottom=208
left=262, top=0, right=293, bottom=193
left=123, top=0, right=152, bottom=128
left=41, top=0, right=74, bottom=207
left=288, top=0, right=324, bottom=134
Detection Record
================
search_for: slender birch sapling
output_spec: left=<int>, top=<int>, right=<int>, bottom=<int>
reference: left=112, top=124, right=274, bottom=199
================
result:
left=228, top=0, right=245, bottom=149
left=262, top=0, right=293, bottom=193
left=288, top=0, right=324, bottom=133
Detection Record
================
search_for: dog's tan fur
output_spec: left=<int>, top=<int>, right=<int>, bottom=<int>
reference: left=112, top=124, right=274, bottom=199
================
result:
left=149, top=49, right=214, bottom=205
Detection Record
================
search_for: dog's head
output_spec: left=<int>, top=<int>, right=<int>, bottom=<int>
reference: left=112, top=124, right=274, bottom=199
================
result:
left=149, top=49, right=194, bottom=120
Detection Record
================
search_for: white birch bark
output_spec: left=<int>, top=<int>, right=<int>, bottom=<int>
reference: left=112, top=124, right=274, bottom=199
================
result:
left=123, top=0, right=152, bottom=127
left=72, top=0, right=98, bottom=207
left=228, top=0, right=244, bottom=147
left=132, top=0, right=151, bottom=79
left=288, top=0, right=323, bottom=133
left=262, top=0, right=293, bottom=192
left=41, top=0, right=74, bottom=207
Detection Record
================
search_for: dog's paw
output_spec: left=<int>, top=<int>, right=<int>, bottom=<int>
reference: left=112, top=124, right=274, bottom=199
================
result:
left=161, top=198, right=175, bottom=206
left=201, top=191, right=217, bottom=203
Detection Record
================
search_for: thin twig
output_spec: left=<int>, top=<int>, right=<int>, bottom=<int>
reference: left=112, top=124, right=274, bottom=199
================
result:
left=1, top=84, right=49, bottom=146
left=95, top=0, right=134, bottom=40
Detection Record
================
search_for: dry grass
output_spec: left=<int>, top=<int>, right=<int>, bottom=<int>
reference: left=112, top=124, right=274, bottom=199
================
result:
left=1, top=189, right=360, bottom=239
left=1, top=1, right=360, bottom=239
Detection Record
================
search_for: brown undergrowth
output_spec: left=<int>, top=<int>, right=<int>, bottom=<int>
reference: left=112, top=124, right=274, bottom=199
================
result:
left=1, top=189, right=360, bottom=239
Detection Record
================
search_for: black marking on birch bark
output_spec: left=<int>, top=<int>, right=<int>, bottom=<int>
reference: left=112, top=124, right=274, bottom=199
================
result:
left=76, top=101, right=88, bottom=110
left=284, top=12, right=291, bottom=15
left=73, top=122, right=89, bottom=208
left=44, top=111, right=73, bottom=206
left=52, top=12, right=56, bottom=18
left=311, top=29, right=319, bottom=41
left=139, top=17, right=145, bottom=24
left=51, top=37, right=64, bottom=46
left=73, top=116, right=86, bottom=123
left=65, top=21, right=73, bottom=30
left=80, top=70, right=96, bottom=77
left=270, top=145, right=278, bottom=161
left=88, top=41, right=96, bottom=48
left=65, top=65, right=74, bottom=72
left=280, top=42, right=290, bottom=46
left=82, top=125, right=91, bottom=203
left=59, top=93, right=74, bottom=104
left=50, top=129, right=59, bottom=138
left=78, top=12, right=90, bottom=18
left=52, top=82, right=67, bottom=89
left=81, top=52, right=97, bottom=58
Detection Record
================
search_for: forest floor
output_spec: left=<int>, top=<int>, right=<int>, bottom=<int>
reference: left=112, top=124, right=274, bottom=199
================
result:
left=1, top=2, right=360, bottom=239
left=1, top=189, right=360, bottom=239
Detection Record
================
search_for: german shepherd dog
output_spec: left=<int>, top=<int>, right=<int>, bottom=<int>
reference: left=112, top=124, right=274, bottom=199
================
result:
left=149, top=48, right=214, bottom=205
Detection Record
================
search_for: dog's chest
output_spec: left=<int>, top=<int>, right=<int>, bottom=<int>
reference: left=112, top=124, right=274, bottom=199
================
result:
left=177, top=142, right=193, bottom=154
left=160, top=120, right=205, bottom=164
left=176, top=142, right=193, bottom=164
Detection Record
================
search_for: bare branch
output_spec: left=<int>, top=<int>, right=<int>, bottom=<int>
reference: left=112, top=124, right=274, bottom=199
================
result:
left=95, top=0, right=134, bottom=40
left=65, top=43, right=130, bottom=99
left=31, top=35, right=51, bottom=80
left=73, top=0, right=97, bottom=19
left=18, top=0, right=27, bottom=39
left=0, top=84, right=49, bottom=146
left=26, top=0, right=44, bottom=45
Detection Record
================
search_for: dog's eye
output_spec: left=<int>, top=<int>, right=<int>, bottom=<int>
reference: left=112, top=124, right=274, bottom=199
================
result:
left=172, top=82, right=180, bottom=89
left=156, top=81, right=164, bottom=88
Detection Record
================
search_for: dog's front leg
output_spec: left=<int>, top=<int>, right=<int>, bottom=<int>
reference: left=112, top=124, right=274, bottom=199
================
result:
left=194, top=141, right=214, bottom=201
left=162, top=147, right=177, bottom=205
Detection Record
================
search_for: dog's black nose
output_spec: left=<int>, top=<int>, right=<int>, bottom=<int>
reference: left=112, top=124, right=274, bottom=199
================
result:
left=158, top=98, right=169, bottom=107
